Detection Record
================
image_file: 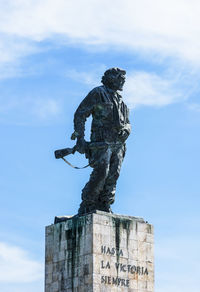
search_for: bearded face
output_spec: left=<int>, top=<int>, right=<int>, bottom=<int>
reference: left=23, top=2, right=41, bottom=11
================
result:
left=111, top=74, right=126, bottom=91
left=102, top=68, right=126, bottom=91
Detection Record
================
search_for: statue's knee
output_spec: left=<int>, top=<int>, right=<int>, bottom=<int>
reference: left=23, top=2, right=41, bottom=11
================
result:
left=96, top=164, right=109, bottom=180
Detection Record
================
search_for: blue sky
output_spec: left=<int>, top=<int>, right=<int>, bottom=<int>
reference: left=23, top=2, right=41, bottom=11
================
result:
left=0, top=1, right=200, bottom=291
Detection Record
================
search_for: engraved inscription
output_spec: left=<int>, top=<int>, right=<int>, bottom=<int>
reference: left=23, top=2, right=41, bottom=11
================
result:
left=101, top=276, right=130, bottom=287
left=100, top=246, right=149, bottom=287
left=101, top=245, right=123, bottom=257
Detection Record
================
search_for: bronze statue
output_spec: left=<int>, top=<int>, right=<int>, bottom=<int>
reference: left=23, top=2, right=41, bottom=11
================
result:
left=55, top=68, right=131, bottom=215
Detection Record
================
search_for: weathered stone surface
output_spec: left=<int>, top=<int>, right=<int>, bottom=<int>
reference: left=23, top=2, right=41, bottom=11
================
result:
left=45, top=211, right=154, bottom=292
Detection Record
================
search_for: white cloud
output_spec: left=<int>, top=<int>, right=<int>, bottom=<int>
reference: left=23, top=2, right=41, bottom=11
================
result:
left=188, top=103, right=200, bottom=112
left=0, top=0, right=199, bottom=115
left=0, top=242, right=43, bottom=283
left=0, top=96, right=62, bottom=124
left=66, top=68, right=195, bottom=108
left=0, top=0, right=200, bottom=66
left=124, top=71, right=185, bottom=108
left=65, top=65, right=107, bottom=87
left=0, top=34, right=38, bottom=64
left=65, top=69, right=100, bottom=87
left=32, top=98, right=61, bottom=119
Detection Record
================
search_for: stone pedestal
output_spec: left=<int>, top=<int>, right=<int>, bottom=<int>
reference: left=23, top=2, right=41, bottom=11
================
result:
left=45, top=211, right=154, bottom=292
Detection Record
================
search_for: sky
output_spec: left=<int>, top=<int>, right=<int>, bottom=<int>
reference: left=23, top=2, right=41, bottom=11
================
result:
left=0, top=0, right=200, bottom=291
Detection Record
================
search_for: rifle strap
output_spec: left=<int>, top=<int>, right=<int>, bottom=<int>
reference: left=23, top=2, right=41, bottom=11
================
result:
left=61, top=157, right=89, bottom=170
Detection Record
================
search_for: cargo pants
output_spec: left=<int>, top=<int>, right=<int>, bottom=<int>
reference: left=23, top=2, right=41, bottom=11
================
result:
left=78, top=142, right=126, bottom=215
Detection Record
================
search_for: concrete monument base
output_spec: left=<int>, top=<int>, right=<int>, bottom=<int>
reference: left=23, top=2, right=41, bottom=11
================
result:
left=45, top=211, right=154, bottom=292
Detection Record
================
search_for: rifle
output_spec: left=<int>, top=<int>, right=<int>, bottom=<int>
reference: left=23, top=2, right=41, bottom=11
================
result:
left=54, top=145, right=89, bottom=169
left=54, top=141, right=112, bottom=169
left=54, top=146, right=76, bottom=159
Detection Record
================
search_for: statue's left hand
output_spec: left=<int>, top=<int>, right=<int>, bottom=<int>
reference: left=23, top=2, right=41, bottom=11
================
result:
left=76, top=137, right=87, bottom=154
left=71, top=131, right=79, bottom=140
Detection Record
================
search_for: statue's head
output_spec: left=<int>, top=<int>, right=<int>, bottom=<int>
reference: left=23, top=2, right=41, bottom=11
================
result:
left=101, top=67, right=126, bottom=91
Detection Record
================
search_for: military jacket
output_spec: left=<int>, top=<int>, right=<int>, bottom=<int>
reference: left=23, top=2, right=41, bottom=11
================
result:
left=74, top=85, right=131, bottom=143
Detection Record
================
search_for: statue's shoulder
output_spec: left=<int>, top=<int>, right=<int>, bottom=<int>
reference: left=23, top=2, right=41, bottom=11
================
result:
left=85, top=86, right=105, bottom=104
left=88, top=85, right=105, bottom=96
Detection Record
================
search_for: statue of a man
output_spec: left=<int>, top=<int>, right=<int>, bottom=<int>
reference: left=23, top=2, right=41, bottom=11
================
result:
left=71, top=68, right=131, bottom=215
